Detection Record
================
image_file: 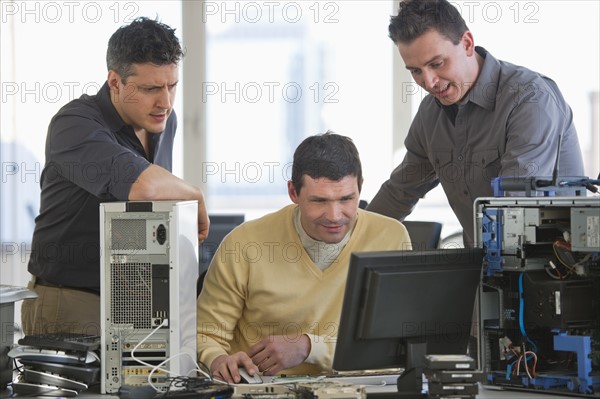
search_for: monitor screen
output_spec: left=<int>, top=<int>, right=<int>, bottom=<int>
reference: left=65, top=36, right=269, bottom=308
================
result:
left=332, top=248, right=483, bottom=373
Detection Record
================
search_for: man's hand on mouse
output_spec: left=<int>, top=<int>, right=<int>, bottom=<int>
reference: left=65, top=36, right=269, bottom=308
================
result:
left=210, top=353, right=259, bottom=384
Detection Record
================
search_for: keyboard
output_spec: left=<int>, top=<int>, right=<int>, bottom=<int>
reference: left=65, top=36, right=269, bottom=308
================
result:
left=7, top=345, right=99, bottom=364
left=22, top=368, right=88, bottom=391
left=18, top=333, right=101, bottom=353
left=0, top=284, right=37, bottom=303
left=11, top=375, right=79, bottom=398
left=325, top=369, right=402, bottom=385
left=19, top=359, right=100, bottom=384
left=325, top=373, right=400, bottom=388
left=324, top=370, right=404, bottom=397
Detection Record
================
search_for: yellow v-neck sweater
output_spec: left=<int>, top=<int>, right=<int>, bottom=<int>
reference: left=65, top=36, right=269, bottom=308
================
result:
left=197, top=204, right=411, bottom=375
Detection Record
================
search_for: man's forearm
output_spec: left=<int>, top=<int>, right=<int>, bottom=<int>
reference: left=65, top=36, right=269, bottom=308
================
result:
left=128, top=164, right=203, bottom=201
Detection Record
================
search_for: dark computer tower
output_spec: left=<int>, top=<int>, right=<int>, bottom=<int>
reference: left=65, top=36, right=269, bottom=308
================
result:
left=475, top=197, right=600, bottom=397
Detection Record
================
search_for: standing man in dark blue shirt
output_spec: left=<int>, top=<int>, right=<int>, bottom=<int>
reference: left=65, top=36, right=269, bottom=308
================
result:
left=22, top=17, right=209, bottom=335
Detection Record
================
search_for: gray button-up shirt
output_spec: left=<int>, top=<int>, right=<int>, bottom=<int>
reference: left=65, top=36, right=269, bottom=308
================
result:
left=368, top=47, right=584, bottom=246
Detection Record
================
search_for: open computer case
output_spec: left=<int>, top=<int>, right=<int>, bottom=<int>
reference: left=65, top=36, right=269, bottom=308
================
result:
left=475, top=193, right=599, bottom=397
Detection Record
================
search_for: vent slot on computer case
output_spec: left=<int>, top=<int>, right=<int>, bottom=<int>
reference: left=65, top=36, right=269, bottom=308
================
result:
left=109, top=263, right=170, bottom=329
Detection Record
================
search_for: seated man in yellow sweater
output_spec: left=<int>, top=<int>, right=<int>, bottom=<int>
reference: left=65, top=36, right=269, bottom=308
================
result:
left=197, top=132, right=411, bottom=383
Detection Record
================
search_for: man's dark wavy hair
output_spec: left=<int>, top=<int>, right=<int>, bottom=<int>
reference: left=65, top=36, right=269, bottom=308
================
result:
left=291, top=131, right=363, bottom=195
left=389, top=0, right=469, bottom=45
left=107, top=17, right=184, bottom=82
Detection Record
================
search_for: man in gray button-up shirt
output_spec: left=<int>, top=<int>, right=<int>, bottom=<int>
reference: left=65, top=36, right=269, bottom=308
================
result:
left=367, top=0, right=584, bottom=246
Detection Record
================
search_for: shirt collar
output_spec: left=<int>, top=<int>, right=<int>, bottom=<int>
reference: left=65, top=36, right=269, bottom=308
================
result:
left=97, top=81, right=130, bottom=134
left=96, top=81, right=164, bottom=150
left=435, top=46, right=498, bottom=114
left=292, top=206, right=354, bottom=269
left=465, top=46, right=498, bottom=111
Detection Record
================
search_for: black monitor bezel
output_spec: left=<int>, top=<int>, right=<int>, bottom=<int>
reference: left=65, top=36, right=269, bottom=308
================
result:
left=198, top=214, right=245, bottom=269
left=332, top=248, right=483, bottom=372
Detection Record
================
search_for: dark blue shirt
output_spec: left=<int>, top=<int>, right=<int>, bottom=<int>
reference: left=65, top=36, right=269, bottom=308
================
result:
left=28, top=82, right=176, bottom=290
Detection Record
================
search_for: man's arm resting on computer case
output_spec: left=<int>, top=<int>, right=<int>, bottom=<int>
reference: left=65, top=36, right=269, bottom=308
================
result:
left=128, top=164, right=209, bottom=241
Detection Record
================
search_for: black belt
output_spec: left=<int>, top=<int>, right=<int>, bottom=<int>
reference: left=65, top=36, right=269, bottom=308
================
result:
left=35, top=277, right=100, bottom=296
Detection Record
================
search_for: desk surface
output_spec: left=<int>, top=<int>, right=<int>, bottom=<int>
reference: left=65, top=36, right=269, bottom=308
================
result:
left=0, top=381, right=583, bottom=399
left=1, top=362, right=591, bottom=399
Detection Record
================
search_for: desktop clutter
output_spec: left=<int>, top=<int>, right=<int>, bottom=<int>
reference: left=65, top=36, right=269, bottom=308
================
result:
left=2, top=288, right=482, bottom=399
left=6, top=332, right=101, bottom=397
left=1, top=285, right=100, bottom=397
left=3, top=325, right=471, bottom=399
left=3, top=335, right=485, bottom=399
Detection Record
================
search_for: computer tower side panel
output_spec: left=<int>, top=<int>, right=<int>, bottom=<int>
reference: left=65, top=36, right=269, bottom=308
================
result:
left=167, top=201, right=199, bottom=377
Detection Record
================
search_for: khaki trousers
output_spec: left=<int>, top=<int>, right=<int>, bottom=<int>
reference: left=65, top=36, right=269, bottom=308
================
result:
left=20, top=277, right=101, bottom=336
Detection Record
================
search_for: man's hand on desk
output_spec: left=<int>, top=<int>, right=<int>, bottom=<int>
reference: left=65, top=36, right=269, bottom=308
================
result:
left=247, top=334, right=310, bottom=376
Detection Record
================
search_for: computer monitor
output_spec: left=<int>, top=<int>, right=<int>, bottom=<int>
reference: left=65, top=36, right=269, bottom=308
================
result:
left=197, top=214, right=245, bottom=296
left=332, top=248, right=483, bottom=396
left=199, top=214, right=245, bottom=274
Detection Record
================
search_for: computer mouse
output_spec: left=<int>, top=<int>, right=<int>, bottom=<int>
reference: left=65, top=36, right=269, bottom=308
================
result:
left=238, top=368, right=262, bottom=384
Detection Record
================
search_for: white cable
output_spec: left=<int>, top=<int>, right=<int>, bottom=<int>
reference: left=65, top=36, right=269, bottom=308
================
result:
left=148, top=351, right=209, bottom=389
left=130, top=319, right=173, bottom=391
left=130, top=319, right=211, bottom=391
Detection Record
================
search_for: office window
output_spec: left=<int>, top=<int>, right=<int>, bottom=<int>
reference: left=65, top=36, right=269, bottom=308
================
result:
left=0, top=1, right=182, bottom=287
left=1, top=2, right=182, bottom=239
left=2, top=0, right=599, bottom=252
left=464, top=0, right=599, bottom=176
left=402, top=0, right=600, bottom=237
left=202, top=1, right=395, bottom=217
left=202, top=0, right=599, bottom=237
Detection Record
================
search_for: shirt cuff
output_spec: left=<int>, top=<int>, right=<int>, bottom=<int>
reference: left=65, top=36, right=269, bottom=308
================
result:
left=303, top=333, right=328, bottom=365
left=198, top=343, right=228, bottom=371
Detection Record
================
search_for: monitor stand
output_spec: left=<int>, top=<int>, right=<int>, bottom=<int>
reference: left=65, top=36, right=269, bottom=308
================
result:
left=396, top=339, right=427, bottom=399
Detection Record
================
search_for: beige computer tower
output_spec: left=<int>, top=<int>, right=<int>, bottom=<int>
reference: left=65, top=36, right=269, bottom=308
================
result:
left=99, top=201, right=198, bottom=393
